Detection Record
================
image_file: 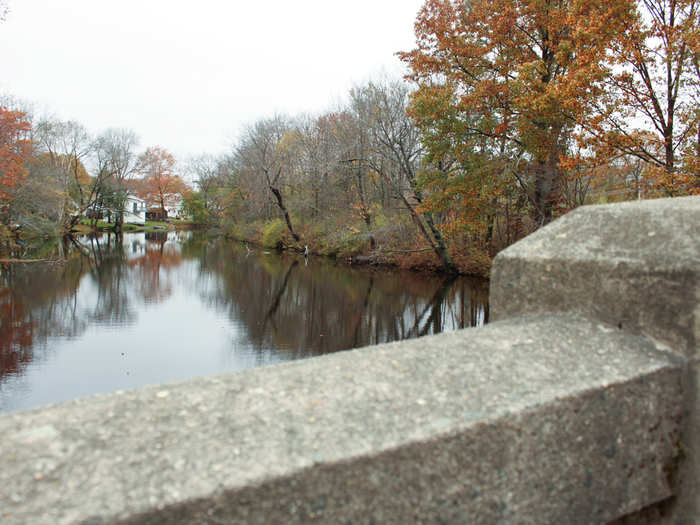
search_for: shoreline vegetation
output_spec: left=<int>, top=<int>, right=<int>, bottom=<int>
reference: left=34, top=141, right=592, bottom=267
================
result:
left=223, top=219, right=494, bottom=276
left=1, top=214, right=491, bottom=275
left=1, top=1, right=697, bottom=277
left=0, top=220, right=492, bottom=277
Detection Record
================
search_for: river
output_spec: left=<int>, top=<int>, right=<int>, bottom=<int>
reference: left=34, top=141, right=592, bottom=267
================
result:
left=0, top=231, right=489, bottom=413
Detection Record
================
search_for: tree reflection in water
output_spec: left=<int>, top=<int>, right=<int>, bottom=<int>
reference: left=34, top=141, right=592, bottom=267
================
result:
left=0, top=232, right=488, bottom=411
left=189, top=236, right=489, bottom=360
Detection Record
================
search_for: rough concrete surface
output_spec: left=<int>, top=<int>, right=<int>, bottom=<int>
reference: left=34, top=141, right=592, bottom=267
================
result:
left=491, top=196, right=700, bottom=524
left=491, top=196, right=699, bottom=357
left=0, top=316, right=684, bottom=524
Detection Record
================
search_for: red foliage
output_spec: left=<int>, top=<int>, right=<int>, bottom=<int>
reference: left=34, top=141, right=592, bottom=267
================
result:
left=0, top=106, right=32, bottom=208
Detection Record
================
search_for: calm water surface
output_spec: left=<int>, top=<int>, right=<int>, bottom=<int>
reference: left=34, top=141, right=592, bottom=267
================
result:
left=0, top=231, right=489, bottom=413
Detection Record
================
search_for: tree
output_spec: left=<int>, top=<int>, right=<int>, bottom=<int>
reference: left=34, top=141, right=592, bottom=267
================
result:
left=351, top=79, right=457, bottom=272
left=399, top=0, right=632, bottom=223
left=33, top=118, right=96, bottom=232
left=94, top=128, right=139, bottom=232
left=294, top=113, right=344, bottom=220
left=188, top=154, right=220, bottom=213
left=235, top=116, right=301, bottom=242
left=0, top=106, right=32, bottom=223
left=589, top=0, right=700, bottom=195
left=334, top=108, right=379, bottom=250
left=137, top=146, right=187, bottom=216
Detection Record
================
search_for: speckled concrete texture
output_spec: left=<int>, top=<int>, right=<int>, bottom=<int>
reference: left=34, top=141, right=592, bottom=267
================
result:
left=0, top=316, right=684, bottom=524
left=492, top=196, right=700, bottom=523
left=491, top=196, right=699, bottom=357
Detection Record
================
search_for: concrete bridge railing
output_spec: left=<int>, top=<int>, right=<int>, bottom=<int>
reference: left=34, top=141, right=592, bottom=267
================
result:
left=1, top=196, right=698, bottom=524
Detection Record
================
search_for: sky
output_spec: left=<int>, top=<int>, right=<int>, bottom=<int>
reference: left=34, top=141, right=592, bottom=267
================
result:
left=0, top=0, right=425, bottom=160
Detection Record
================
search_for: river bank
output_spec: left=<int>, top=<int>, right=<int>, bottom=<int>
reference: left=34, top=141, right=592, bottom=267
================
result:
left=0, top=220, right=195, bottom=261
left=2, top=218, right=493, bottom=277
left=224, top=221, right=494, bottom=278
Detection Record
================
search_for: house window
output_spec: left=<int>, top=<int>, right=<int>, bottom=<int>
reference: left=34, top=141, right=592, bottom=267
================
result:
left=133, top=202, right=138, bottom=214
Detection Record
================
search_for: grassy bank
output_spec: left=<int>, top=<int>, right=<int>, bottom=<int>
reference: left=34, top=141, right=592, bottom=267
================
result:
left=1, top=219, right=196, bottom=261
left=70, top=219, right=183, bottom=234
left=223, top=217, right=493, bottom=277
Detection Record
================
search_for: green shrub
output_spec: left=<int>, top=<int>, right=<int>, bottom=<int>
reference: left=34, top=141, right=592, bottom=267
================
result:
left=261, top=219, right=286, bottom=248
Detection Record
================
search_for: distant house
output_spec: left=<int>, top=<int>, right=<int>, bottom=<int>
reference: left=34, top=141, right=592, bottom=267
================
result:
left=145, top=207, right=168, bottom=222
left=84, top=194, right=146, bottom=225
left=165, top=196, right=186, bottom=220
left=145, top=196, right=187, bottom=221
left=124, top=195, right=147, bottom=225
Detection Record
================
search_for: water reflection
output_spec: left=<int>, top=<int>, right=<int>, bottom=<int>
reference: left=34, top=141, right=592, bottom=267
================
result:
left=0, top=232, right=488, bottom=412
left=197, top=243, right=489, bottom=357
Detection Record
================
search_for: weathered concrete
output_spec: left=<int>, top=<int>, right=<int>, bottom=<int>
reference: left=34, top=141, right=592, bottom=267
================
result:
left=492, top=196, right=700, bottom=523
left=491, top=196, right=699, bottom=357
left=0, top=316, right=684, bottom=524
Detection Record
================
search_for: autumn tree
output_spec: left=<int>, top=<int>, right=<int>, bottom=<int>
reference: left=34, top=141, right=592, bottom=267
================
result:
left=186, top=154, right=243, bottom=223
left=0, top=106, right=32, bottom=224
left=33, top=118, right=99, bottom=232
left=589, top=0, right=700, bottom=195
left=294, top=113, right=344, bottom=220
left=400, top=0, right=632, bottom=224
left=235, top=116, right=301, bottom=242
left=333, top=108, right=379, bottom=250
left=351, top=79, right=456, bottom=272
left=137, top=146, right=187, bottom=217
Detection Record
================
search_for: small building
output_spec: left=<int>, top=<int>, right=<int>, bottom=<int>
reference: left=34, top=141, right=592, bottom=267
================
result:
left=124, top=195, right=147, bottom=225
left=146, top=208, right=168, bottom=222
left=84, top=195, right=146, bottom=225
left=165, top=197, right=185, bottom=220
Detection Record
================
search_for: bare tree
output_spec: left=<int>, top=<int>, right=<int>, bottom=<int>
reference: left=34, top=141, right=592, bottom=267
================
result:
left=187, top=153, right=237, bottom=219
left=334, top=108, right=378, bottom=250
left=351, top=79, right=456, bottom=273
left=235, top=116, right=301, bottom=242
left=94, top=128, right=139, bottom=232
left=34, top=118, right=97, bottom=233
left=294, top=113, right=343, bottom=220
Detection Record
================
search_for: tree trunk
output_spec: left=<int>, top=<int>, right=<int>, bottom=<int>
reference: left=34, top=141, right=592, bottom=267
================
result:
left=399, top=194, right=437, bottom=252
left=404, top=178, right=457, bottom=274
left=533, top=150, right=563, bottom=225
left=363, top=210, right=376, bottom=250
left=422, top=211, right=457, bottom=274
left=269, top=186, right=300, bottom=242
left=355, top=171, right=376, bottom=250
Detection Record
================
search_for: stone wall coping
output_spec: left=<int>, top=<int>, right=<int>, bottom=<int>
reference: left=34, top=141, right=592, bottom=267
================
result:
left=0, top=315, right=684, bottom=524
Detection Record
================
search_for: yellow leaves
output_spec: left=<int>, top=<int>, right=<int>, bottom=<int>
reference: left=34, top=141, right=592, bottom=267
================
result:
left=277, top=130, right=303, bottom=154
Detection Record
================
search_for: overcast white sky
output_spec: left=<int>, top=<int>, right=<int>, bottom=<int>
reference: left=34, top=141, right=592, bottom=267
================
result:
left=0, top=0, right=425, bottom=159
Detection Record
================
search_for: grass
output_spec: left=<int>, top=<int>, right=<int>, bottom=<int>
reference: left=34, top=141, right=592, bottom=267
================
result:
left=74, top=219, right=173, bottom=233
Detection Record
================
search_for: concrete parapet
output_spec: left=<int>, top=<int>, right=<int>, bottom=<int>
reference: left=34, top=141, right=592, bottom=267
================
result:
left=492, top=196, right=700, bottom=522
left=0, top=316, right=685, bottom=524
left=491, top=196, right=699, bottom=358
left=0, top=196, right=697, bottom=524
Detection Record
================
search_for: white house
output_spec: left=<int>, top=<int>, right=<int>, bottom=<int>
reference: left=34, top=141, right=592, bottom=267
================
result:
left=123, top=195, right=147, bottom=225
left=164, top=196, right=186, bottom=220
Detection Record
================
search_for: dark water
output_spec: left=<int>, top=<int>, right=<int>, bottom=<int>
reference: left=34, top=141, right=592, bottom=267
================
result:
left=0, top=231, right=489, bottom=413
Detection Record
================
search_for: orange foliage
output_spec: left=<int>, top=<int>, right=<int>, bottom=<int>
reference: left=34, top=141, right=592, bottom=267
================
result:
left=0, top=106, right=32, bottom=209
left=587, top=0, right=699, bottom=195
left=137, top=146, right=187, bottom=212
left=399, top=0, right=633, bottom=223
